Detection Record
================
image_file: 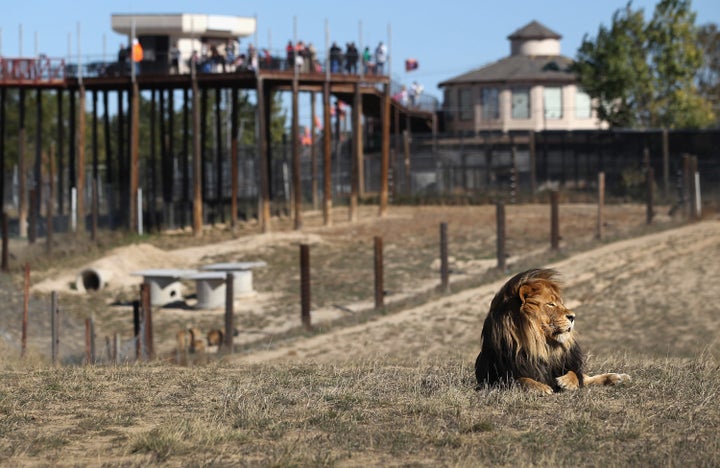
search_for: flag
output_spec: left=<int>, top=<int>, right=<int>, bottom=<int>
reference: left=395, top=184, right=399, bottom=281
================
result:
left=405, top=58, right=418, bottom=72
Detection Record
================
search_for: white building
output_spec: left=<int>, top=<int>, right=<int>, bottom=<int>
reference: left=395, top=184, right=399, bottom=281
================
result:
left=438, top=20, right=606, bottom=133
left=111, top=13, right=256, bottom=73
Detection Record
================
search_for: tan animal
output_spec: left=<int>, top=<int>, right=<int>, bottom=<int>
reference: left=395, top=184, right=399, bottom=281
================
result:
left=474, top=268, right=630, bottom=394
left=188, top=328, right=205, bottom=354
left=207, top=329, right=224, bottom=347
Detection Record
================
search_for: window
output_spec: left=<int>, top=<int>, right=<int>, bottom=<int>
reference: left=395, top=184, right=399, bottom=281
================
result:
left=544, top=87, right=563, bottom=119
left=445, top=88, right=456, bottom=121
left=575, top=90, right=592, bottom=119
left=459, top=88, right=473, bottom=120
left=511, top=88, right=530, bottom=119
left=481, top=88, right=499, bottom=120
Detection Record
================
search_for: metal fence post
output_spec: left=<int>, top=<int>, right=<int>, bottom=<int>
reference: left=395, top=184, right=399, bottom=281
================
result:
left=300, top=244, right=311, bottom=330
left=496, top=202, right=506, bottom=271
left=224, top=272, right=235, bottom=351
left=550, top=190, right=560, bottom=250
left=374, top=236, right=384, bottom=309
left=440, top=222, right=449, bottom=292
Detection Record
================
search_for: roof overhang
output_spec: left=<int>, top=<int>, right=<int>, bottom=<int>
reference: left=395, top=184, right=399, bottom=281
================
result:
left=111, top=13, right=256, bottom=39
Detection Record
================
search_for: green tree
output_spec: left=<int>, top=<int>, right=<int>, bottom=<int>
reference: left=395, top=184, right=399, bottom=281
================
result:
left=573, top=0, right=715, bottom=129
left=696, top=23, right=720, bottom=125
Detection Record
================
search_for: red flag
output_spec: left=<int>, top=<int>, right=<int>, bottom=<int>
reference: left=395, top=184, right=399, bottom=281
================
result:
left=405, top=58, right=418, bottom=72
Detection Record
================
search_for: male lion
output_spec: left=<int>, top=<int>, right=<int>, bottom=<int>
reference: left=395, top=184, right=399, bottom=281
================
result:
left=474, top=268, right=629, bottom=394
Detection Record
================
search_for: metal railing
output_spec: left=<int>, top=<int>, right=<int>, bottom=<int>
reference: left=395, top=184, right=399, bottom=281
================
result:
left=0, top=57, right=66, bottom=84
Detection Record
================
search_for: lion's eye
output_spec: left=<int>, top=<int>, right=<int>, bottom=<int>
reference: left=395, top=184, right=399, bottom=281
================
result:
left=547, top=302, right=556, bottom=308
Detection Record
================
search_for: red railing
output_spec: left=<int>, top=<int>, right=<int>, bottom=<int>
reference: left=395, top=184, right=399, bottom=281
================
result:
left=0, top=57, right=66, bottom=85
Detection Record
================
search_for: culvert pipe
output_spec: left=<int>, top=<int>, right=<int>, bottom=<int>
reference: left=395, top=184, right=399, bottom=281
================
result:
left=75, top=268, right=111, bottom=292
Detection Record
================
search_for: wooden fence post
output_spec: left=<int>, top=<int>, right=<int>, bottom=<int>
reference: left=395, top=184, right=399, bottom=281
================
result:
left=224, top=272, right=235, bottom=351
left=141, top=283, right=153, bottom=360
left=132, top=300, right=141, bottom=361
left=550, top=190, right=560, bottom=250
left=374, top=236, right=384, bottom=309
left=597, top=172, right=605, bottom=240
left=84, top=318, right=95, bottom=365
left=496, top=202, right=506, bottom=271
left=22, top=263, right=30, bottom=358
left=51, top=291, right=59, bottom=366
left=300, top=244, right=311, bottom=330
left=1, top=212, right=8, bottom=271
left=646, top=167, right=654, bottom=225
left=440, top=222, right=449, bottom=292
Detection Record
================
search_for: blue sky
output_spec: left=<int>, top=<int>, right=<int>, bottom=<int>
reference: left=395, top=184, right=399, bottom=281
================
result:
left=1, top=0, right=718, bottom=106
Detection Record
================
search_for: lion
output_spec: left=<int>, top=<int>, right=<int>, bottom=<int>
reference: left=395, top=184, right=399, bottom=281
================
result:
left=474, top=268, right=629, bottom=394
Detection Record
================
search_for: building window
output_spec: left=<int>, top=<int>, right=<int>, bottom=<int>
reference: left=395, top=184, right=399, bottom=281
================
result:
left=511, top=88, right=530, bottom=119
left=481, top=88, right=499, bottom=120
left=445, top=88, right=456, bottom=121
left=459, top=88, right=473, bottom=120
left=575, top=90, right=592, bottom=119
left=543, top=87, right=563, bottom=119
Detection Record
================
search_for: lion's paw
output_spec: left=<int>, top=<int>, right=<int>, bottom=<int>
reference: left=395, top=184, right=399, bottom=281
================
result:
left=556, top=371, right=581, bottom=390
left=606, top=373, right=631, bottom=385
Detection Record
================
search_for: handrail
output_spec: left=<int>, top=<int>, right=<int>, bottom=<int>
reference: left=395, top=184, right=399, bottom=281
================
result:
left=0, top=57, right=66, bottom=84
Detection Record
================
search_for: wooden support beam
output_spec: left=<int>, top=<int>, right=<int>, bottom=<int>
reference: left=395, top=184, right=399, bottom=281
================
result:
left=129, top=82, right=139, bottom=233
left=19, top=88, right=27, bottom=238
left=292, top=75, right=302, bottom=230
left=379, top=82, right=390, bottom=218
left=323, top=80, right=332, bottom=226
left=256, top=77, right=271, bottom=232
left=230, top=87, right=239, bottom=228
left=310, top=92, right=318, bottom=210
left=192, top=77, right=203, bottom=236
left=349, top=82, right=360, bottom=222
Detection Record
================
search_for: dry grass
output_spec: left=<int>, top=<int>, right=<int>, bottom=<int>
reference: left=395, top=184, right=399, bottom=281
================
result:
left=1, top=354, right=719, bottom=466
left=1, top=202, right=719, bottom=465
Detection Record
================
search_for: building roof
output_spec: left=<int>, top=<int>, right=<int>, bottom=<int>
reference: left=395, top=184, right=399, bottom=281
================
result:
left=508, top=20, right=561, bottom=40
left=111, top=13, right=256, bottom=39
left=438, top=54, right=575, bottom=87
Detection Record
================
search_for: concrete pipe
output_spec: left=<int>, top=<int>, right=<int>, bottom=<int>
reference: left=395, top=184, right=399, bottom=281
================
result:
left=76, top=268, right=111, bottom=292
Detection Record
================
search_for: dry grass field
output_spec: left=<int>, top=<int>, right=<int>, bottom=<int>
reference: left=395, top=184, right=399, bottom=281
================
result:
left=1, top=202, right=719, bottom=466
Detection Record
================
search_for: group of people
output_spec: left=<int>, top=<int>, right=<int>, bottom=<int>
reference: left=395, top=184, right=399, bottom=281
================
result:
left=184, top=39, right=261, bottom=74
left=119, top=37, right=390, bottom=77
left=327, top=41, right=387, bottom=75
left=393, top=81, right=425, bottom=108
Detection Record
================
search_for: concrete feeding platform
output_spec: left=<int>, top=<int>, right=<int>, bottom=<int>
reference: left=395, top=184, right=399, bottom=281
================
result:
left=200, top=261, right=267, bottom=297
left=131, top=269, right=197, bottom=306
left=188, top=271, right=229, bottom=309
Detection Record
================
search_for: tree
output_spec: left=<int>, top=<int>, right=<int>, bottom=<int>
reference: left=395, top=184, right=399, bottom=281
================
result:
left=573, top=0, right=715, bottom=129
left=696, top=23, right=720, bottom=125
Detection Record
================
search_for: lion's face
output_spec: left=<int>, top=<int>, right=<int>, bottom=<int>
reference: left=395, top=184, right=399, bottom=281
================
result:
left=519, top=279, right=575, bottom=346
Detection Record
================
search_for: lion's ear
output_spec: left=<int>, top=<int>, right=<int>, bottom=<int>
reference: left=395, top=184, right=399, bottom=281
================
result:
left=518, top=285, right=533, bottom=304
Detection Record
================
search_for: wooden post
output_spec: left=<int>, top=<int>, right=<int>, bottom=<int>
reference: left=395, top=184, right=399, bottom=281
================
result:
left=1, top=212, right=8, bottom=271
left=300, top=244, right=311, bottom=330
left=132, top=300, right=141, bottom=361
left=113, top=333, right=121, bottom=365
left=597, top=172, right=605, bottom=240
left=529, top=131, right=537, bottom=195
left=403, top=130, right=411, bottom=194
left=310, top=92, right=318, bottom=210
left=47, top=145, right=55, bottom=255
left=682, top=154, right=691, bottom=218
left=646, top=167, right=654, bottom=225
left=292, top=74, right=302, bottom=230
left=77, top=85, right=86, bottom=236
left=141, top=283, right=153, bottom=360
left=214, top=88, right=223, bottom=224
left=19, top=88, right=27, bottom=238
left=349, top=83, right=361, bottom=222
left=130, top=82, right=140, bottom=233
left=374, top=236, right=384, bottom=310
left=91, top=179, right=98, bottom=241
left=22, top=263, right=30, bottom=358
left=322, top=81, right=332, bottom=226
left=440, top=222, right=449, bottom=292
left=34, top=89, right=43, bottom=240
left=550, top=190, right=560, bottom=250
left=690, top=156, right=699, bottom=220
left=0, top=88, right=4, bottom=213
left=192, top=77, right=203, bottom=235
left=257, top=77, right=271, bottom=232
left=28, top=189, right=36, bottom=244
left=662, top=129, right=670, bottom=199
left=224, top=272, right=234, bottom=351
left=230, top=87, right=239, bottom=228
left=496, top=202, right=506, bottom=271
left=379, top=82, right=391, bottom=218
left=84, top=318, right=94, bottom=365
left=51, top=291, right=59, bottom=366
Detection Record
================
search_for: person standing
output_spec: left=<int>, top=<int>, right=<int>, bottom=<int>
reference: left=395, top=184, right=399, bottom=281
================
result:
left=362, top=46, right=372, bottom=75
left=170, top=42, right=181, bottom=74
left=131, top=38, right=143, bottom=76
left=374, top=41, right=387, bottom=75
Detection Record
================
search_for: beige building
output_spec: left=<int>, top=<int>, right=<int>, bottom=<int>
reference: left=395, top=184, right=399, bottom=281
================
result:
left=438, top=20, right=606, bottom=133
left=111, top=13, right=256, bottom=73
